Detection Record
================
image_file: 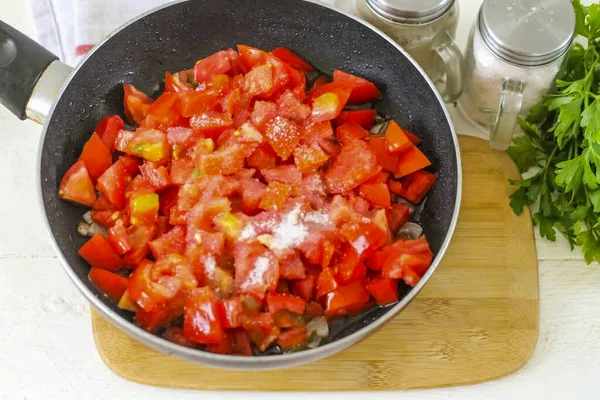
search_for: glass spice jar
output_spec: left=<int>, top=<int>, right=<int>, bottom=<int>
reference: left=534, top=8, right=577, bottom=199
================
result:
left=335, top=0, right=464, bottom=102
left=457, top=0, right=575, bottom=150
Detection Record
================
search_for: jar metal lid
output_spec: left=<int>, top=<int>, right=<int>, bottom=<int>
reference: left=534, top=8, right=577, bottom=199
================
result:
left=365, top=0, right=455, bottom=24
left=479, top=0, right=575, bottom=66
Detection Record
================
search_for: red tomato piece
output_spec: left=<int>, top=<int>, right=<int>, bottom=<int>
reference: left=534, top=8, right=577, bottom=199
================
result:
left=277, top=326, right=309, bottom=351
left=194, top=49, right=236, bottom=83
left=183, top=287, right=224, bottom=344
left=167, top=126, right=194, bottom=148
left=359, top=183, right=391, bottom=209
left=164, top=71, right=193, bottom=93
left=134, top=299, right=184, bottom=333
left=190, top=111, right=234, bottom=137
left=336, top=122, right=369, bottom=144
left=388, top=203, right=411, bottom=234
left=292, top=271, right=318, bottom=301
left=122, top=224, right=156, bottom=268
left=143, top=92, right=181, bottom=129
left=261, top=164, right=302, bottom=186
left=244, top=63, right=274, bottom=98
left=259, top=181, right=293, bottom=210
left=395, top=145, right=432, bottom=178
left=335, top=247, right=366, bottom=285
left=397, top=170, right=437, bottom=204
left=367, top=136, right=397, bottom=174
left=108, top=222, right=133, bottom=255
left=197, top=144, right=247, bottom=176
left=237, top=44, right=267, bottom=70
left=266, top=293, right=306, bottom=315
left=271, top=47, right=315, bottom=72
left=230, top=329, right=253, bottom=356
left=163, top=327, right=197, bottom=349
left=404, top=130, right=422, bottom=145
left=170, top=157, right=195, bottom=185
left=367, top=277, right=399, bottom=306
left=178, top=90, right=220, bottom=117
left=264, top=116, right=301, bottom=160
left=140, top=162, right=171, bottom=190
left=276, top=89, right=311, bottom=123
left=78, top=234, right=123, bottom=271
left=247, top=143, right=278, bottom=170
left=95, top=115, right=125, bottom=151
left=325, top=280, right=370, bottom=317
left=293, top=145, right=329, bottom=173
left=117, top=128, right=171, bottom=163
left=316, top=268, right=338, bottom=298
left=305, top=301, right=324, bottom=317
left=234, top=241, right=279, bottom=298
left=310, top=84, right=352, bottom=123
left=381, top=237, right=434, bottom=286
left=242, top=312, right=279, bottom=352
left=332, top=70, right=381, bottom=105
left=334, top=109, right=377, bottom=129
left=148, top=226, right=185, bottom=259
left=324, top=139, right=379, bottom=194
left=216, top=297, right=243, bottom=328
left=123, top=83, right=153, bottom=126
left=303, top=121, right=334, bottom=142
left=384, top=120, right=412, bottom=154
left=58, top=160, right=97, bottom=207
left=239, top=177, right=267, bottom=215
left=278, top=252, right=307, bottom=280
left=251, top=101, right=278, bottom=131
left=88, top=267, right=128, bottom=302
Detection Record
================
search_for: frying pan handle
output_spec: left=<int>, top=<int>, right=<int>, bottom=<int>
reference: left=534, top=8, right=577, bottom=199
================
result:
left=0, top=20, right=72, bottom=123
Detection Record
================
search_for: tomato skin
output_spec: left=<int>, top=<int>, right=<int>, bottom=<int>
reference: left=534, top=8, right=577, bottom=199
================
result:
left=277, top=326, right=309, bottom=351
left=95, top=115, right=125, bottom=151
left=381, top=237, right=434, bottom=286
left=367, top=277, right=399, bottom=306
left=271, top=47, right=315, bottom=72
left=384, top=120, right=412, bottom=154
left=78, top=234, right=123, bottom=271
left=108, top=222, right=133, bottom=255
left=76, top=133, right=113, bottom=183
left=135, top=300, right=183, bottom=333
left=324, top=139, right=379, bottom=194
left=332, top=70, right=381, bottom=105
left=264, top=116, right=301, bottom=160
left=88, top=267, right=128, bottom=302
left=266, top=293, right=306, bottom=315
left=359, top=183, right=391, bottom=209
left=369, top=136, right=399, bottom=173
left=216, top=297, right=243, bottom=328
left=123, top=83, right=153, bottom=125
left=237, top=44, right=267, bottom=70
left=335, top=247, right=367, bottom=285
left=396, top=170, right=437, bottom=204
left=336, top=122, right=369, bottom=145
left=316, top=268, right=338, bottom=298
left=183, top=287, right=224, bottom=344
left=230, top=329, right=253, bottom=356
left=334, top=109, right=377, bottom=129
left=143, top=92, right=181, bottom=129
left=395, top=145, right=432, bottom=178
left=325, top=280, right=370, bottom=317
left=58, top=160, right=97, bottom=207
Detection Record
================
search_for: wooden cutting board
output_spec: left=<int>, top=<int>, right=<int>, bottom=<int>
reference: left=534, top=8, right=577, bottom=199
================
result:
left=91, top=135, right=539, bottom=391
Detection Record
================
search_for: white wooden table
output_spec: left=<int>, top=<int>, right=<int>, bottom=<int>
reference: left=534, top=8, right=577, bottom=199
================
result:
left=1, top=1, right=599, bottom=399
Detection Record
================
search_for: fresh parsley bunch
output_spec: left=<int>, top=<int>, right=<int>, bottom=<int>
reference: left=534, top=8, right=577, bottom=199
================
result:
left=508, top=0, right=600, bottom=263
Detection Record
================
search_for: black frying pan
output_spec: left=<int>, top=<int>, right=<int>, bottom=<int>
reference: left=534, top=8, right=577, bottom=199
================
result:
left=0, top=0, right=461, bottom=370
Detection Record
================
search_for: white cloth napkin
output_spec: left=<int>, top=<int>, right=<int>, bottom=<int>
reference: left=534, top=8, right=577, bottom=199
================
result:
left=28, top=0, right=169, bottom=66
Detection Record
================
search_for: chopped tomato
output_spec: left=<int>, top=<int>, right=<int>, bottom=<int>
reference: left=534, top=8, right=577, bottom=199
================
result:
left=244, top=63, right=274, bottom=98
left=266, top=293, right=306, bottom=315
left=316, top=268, right=338, bottom=298
left=78, top=133, right=113, bottom=183
left=359, top=183, right=391, bottom=209
left=95, top=115, right=125, bottom=151
left=170, top=157, right=195, bottom=185
left=396, top=170, right=437, bottom=204
left=194, top=49, right=236, bottom=83
left=237, top=44, right=267, bottom=70
left=332, top=70, right=381, bottom=104
left=261, top=164, right=302, bottom=186
left=259, top=181, right=292, bottom=210
left=292, top=271, right=318, bottom=301
left=58, top=160, right=97, bottom=206
left=183, top=287, right=224, bottom=344
left=271, top=47, right=314, bottom=72
left=388, top=203, right=411, bottom=234
left=143, top=92, right=180, bottom=129
left=140, top=162, right=171, bottom=190
left=108, top=222, right=133, bottom=255
left=404, top=129, right=422, bottom=145
left=178, top=90, right=220, bottom=117
left=385, top=120, right=412, bottom=154
left=264, top=116, right=301, bottom=160
left=234, top=241, right=279, bottom=298
left=122, top=224, right=156, bottom=268
left=78, top=234, right=123, bottom=271
left=230, top=329, right=253, bottom=356
left=335, top=246, right=366, bottom=285
left=381, top=237, right=434, bottom=286
left=276, top=89, right=311, bottom=123
left=277, top=326, right=308, bottom=350
left=324, top=139, right=379, bottom=193
left=116, top=128, right=170, bottom=163
left=368, top=135, right=399, bottom=173
left=196, top=144, right=247, bottom=175
left=325, top=280, right=370, bottom=316
left=88, top=267, right=128, bottom=302
left=310, top=83, right=352, bottom=123
left=242, top=312, right=279, bottom=352
left=367, top=277, right=399, bottom=306
left=334, top=109, right=377, bottom=129
left=148, top=226, right=185, bottom=259
left=123, top=83, right=153, bottom=125
left=216, top=297, right=243, bottom=328
left=395, top=145, right=432, bottom=178
left=336, top=122, right=369, bottom=144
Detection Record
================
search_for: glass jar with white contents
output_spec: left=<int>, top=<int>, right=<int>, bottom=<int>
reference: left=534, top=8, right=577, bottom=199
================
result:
left=457, top=0, right=575, bottom=150
left=334, top=0, right=464, bottom=102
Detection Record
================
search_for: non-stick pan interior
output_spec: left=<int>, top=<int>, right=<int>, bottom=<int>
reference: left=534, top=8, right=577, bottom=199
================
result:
left=40, top=0, right=458, bottom=354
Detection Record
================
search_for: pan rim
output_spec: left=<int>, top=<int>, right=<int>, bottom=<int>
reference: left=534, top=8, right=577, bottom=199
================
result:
left=37, top=0, right=462, bottom=369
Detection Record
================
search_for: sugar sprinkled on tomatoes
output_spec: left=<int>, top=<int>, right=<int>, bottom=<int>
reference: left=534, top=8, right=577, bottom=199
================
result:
left=60, top=45, right=437, bottom=355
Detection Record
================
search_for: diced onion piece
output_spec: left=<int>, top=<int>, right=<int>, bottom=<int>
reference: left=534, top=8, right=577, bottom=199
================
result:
left=306, top=316, right=329, bottom=338
left=397, top=222, right=423, bottom=240
left=82, top=211, right=93, bottom=224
